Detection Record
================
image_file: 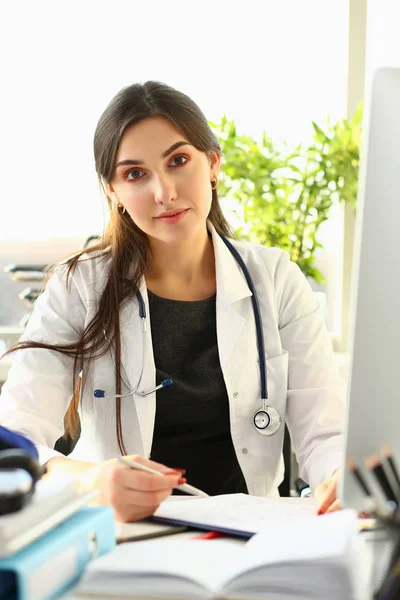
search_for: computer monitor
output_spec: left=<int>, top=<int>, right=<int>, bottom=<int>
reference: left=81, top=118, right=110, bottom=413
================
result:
left=340, top=67, right=400, bottom=511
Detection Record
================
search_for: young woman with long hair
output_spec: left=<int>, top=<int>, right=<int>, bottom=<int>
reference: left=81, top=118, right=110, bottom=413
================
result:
left=0, top=82, right=343, bottom=521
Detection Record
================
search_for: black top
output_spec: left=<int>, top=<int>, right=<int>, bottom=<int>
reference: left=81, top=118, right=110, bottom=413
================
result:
left=148, top=290, right=248, bottom=496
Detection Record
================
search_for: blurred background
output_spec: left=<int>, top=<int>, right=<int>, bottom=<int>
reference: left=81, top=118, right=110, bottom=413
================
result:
left=0, top=0, right=398, bottom=384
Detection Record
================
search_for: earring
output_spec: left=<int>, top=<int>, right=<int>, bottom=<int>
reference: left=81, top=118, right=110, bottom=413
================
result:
left=117, top=204, right=126, bottom=215
left=211, top=179, right=217, bottom=190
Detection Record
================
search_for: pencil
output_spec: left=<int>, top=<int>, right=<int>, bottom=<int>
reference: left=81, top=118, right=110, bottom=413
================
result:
left=365, top=453, right=398, bottom=506
left=376, top=553, right=400, bottom=599
left=347, top=458, right=373, bottom=498
left=382, top=445, right=400, bottom=495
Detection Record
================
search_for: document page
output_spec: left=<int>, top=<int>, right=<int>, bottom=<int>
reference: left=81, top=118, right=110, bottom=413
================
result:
left=154, top=494, right=317, bottom=535
left=79, top=538, right=243, bottom=596
left=220, top=510, right=370, bottom=600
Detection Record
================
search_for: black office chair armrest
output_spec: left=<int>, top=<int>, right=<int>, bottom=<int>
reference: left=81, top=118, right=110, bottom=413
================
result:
left=295, top=477, right=312, bottom=497
left=4, top=264, right=48, bottom=273
left=18, top=288, right=41, bottom=304
left=4, top=264, right=48, bottom=283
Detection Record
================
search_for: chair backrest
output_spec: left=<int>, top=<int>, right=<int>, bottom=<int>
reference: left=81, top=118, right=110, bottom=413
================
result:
left=278, top=425, right=292, bottom=496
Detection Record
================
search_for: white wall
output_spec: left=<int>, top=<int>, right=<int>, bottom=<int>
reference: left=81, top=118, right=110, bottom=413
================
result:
left=366, top=0, right=400, bottom=85
left=0, top=0, right=349, bottom=325
left=0, top=0, right=349, bottom=240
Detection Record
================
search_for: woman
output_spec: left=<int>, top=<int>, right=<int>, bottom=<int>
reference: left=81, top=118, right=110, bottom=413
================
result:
left=0, top=81, right=343, bottom=521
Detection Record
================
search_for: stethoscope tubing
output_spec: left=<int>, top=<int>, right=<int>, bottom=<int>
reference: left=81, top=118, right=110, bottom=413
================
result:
left=93, top=235, right=280, bottom=435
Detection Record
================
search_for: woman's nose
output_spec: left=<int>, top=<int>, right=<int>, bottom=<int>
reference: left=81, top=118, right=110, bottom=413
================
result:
left=153, top=173, right=176, bottom=205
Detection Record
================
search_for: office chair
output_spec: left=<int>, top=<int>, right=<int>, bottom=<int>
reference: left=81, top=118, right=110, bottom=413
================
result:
left=4, top=264, right=47, bottom=327
left=278, top=426, right=311, bottom=497
left=278, top=425, right=291, bottom=496
left=4, top=235, right=102, bottom=326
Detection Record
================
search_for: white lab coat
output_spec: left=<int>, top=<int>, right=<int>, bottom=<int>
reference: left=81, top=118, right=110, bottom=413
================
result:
left=0, top=223, right=344, bottom=496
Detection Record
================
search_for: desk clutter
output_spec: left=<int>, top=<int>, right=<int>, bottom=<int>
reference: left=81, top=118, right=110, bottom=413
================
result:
left=346, top=445, right=400, bottom=600
left=76, top=508, right=371, bottom=600
left=0, top=427, right=116, bottom=600
left=0, top=505, right=115, bottom=600
left=0, top=424, right=394, bottom=600
left=0, top=475, right=115, bottom=599
left=1, top=484, right=375, bottom=600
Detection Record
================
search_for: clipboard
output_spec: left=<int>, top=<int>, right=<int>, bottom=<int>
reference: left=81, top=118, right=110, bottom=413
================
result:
left=150, top=514, right=253, bottom=538
left=116, top=519, right=187, bottom=543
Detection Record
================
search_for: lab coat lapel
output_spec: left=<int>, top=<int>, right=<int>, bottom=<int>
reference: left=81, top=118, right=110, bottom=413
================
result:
left=113, top=225, right=253, bottom=456
left=209, top=224, right=253, bottom=368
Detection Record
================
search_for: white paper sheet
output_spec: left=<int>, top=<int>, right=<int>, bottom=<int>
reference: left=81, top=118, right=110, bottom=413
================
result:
left=154, top=493, right=318, bottom=535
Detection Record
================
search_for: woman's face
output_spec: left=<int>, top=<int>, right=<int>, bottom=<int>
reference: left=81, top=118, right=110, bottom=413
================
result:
left=107, top=117, right=220, bottom=245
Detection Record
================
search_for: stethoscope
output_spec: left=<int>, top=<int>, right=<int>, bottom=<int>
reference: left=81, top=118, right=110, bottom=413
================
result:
left=94, top=236, right=282, bottom=436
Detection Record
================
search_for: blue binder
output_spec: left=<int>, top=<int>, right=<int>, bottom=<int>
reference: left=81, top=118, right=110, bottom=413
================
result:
left=0, top=505, right=116, bottom=600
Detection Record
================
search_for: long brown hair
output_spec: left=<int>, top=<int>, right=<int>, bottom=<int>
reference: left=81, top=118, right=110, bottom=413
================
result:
left=4, top=81, right=234, bottom=455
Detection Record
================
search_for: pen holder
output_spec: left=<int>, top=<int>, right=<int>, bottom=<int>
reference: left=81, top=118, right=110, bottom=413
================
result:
left=374, top=513, right=400, bottom=599
left=347, top=445, right=400, bottom=599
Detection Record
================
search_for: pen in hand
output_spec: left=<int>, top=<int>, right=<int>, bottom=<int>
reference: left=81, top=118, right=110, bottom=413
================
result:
left=117, top=457, right=209, bottom=498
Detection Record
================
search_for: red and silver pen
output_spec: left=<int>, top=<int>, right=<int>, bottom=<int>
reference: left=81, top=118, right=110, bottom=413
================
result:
left=193, top=531, right=225, bottom=540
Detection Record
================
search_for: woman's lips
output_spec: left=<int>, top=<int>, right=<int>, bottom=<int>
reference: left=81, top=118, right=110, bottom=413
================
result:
left=155, top=208, right=190, bottom=224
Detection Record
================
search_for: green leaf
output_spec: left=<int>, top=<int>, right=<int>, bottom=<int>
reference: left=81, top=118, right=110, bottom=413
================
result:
left=214, top=108, right=362, bottom=283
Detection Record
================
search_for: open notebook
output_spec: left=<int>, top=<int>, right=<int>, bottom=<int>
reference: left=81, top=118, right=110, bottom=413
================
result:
left=77, top=509, right=372, bottom=600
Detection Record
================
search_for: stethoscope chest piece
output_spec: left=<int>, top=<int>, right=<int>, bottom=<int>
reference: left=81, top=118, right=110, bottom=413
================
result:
left=253, top=405, right=282, bottom=436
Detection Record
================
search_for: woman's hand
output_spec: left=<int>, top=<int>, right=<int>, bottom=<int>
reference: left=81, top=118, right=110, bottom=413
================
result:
left=314, top=469, right=341, bottom=514
left=90, top=454, right=186, bottom=522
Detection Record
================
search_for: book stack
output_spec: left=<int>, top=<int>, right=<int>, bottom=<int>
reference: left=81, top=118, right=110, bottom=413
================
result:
left=0, top=477, right=115, bottom=600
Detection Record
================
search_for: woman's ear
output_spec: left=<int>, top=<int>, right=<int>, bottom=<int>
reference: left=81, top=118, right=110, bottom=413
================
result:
left=104, top=182, right=118, bottom=204
left=209, top=151, right=221, bottom=181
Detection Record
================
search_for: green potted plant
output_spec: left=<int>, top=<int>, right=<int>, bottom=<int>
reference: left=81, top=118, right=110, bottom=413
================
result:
left=210, top=104, right=362, bottom=285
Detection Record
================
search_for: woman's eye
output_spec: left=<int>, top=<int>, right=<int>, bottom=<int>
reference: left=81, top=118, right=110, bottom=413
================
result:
left=170, top=155, right=188, bottom=167
left=126, top=168, right=145, bottom=181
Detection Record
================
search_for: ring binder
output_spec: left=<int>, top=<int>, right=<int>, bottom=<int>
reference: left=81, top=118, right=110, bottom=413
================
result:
left=0, top=505, right=115, bottom=600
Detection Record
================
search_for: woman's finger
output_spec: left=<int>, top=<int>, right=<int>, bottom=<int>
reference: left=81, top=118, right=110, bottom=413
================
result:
left=108, top=473, right=179, bottom=509
left=125, top=454, right=186, bottom=475
left=112, top=463, right=183, bottom=492
left=325, top=498, right=342, bottom=513
left=120, top=488, right=175, bottom=508
left=316, top=478, right=337, bottom=515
